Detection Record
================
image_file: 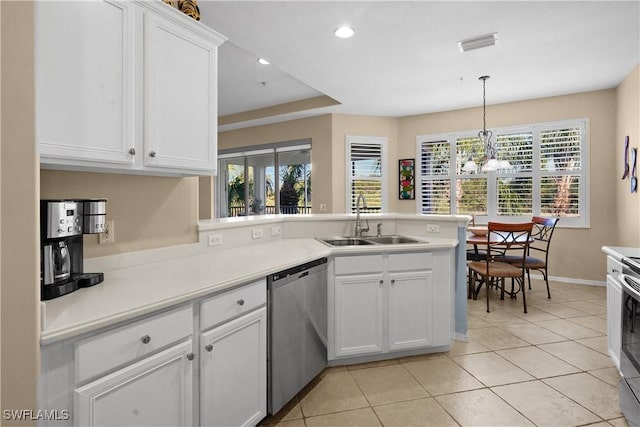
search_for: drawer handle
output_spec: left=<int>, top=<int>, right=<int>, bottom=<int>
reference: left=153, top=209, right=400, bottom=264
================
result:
left=205, top=344, right=213, bottom=352
left=149, top=150, right=157, bottom=158
left=237, top=299, right=245, bottom=306
left=187, top=352, right=195, bottom=361
left=612, top=268, right=620, bottom=273
left=141, top=335, right=151, bottom=344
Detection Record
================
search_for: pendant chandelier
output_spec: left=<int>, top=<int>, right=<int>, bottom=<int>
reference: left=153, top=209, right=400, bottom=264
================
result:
left=462, top=75, right=511, bottom=173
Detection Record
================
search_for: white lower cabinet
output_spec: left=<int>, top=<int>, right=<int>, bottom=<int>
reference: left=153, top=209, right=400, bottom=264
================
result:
left=334, top=273, right=384, bottom=357
left=607, top=256, right=623, bottom=370
left=200, top=308, right=267, bottom=427
left=387, top=270, right=433, bottom=351
left=74, top=340, right=194, bottom=427
left=39, top=281, right=267, bottom=427
left=329, top=250, right=453, bottom=361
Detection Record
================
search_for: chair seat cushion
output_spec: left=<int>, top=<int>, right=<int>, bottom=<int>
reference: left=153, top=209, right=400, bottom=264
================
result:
left=468, top=261, right=524, bottom=277
left=497, top=255, right=546, bottom=269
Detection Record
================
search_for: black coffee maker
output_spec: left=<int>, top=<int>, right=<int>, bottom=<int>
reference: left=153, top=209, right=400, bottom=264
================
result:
left=40, top=199, right=107, bottom=300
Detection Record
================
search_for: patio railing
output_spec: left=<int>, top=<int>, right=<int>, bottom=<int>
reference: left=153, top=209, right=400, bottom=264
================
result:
left=227, top=205, right=313, bottom=217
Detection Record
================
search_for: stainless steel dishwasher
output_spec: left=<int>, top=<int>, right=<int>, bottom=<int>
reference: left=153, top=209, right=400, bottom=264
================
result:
left=267, top=257, right=328, bottom=415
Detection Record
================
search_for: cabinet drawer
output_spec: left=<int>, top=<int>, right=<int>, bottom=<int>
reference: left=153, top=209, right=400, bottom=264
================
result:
left=389, top=252, right=432, bottom=271
left=75, top=304, right=193, bottom=383
left=607, top=256, right=623, bottom=276
left=201, top=280, right=266, bottom=330
left=334, top=255, right=383, bottom=275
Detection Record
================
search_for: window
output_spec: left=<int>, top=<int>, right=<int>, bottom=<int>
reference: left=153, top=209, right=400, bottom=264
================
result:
left=217, top=142, right=311, bottom=217
left=346, top=136, right=387, bottom=213
left=417, top=119, right=589, bottom=227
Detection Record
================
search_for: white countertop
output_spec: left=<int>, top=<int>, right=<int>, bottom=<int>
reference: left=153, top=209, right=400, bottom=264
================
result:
left=602, top=246, right=640, bottom=260
left=41, top=236, right=457, bottom=345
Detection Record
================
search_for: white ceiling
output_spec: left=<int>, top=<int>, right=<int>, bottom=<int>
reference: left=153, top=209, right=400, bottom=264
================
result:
left=198, top=1, right=640, bottom=131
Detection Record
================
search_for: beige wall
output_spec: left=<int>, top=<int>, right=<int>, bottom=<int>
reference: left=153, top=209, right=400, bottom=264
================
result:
left=218, top=114, right=333, bottom=213
left=219, top=88, right=630, bottom=282
left=616, top=64, right=640, bottom=248
left=399, top=90, right=619, bottom=281
left=40, top=171, right=199, bottom=258
left=1, top=1, right=39, bottom=423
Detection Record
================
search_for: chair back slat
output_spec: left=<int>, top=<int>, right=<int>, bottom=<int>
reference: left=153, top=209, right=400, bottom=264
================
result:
left=486, top=222, right=534, bottom=267
left=529, top=216, right=559, bottom=258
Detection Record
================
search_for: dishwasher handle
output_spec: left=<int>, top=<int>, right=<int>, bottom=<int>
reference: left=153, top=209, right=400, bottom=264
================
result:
left=268, top=257, right=327, bottom=284
left=298, top=271, right=309, bottom=279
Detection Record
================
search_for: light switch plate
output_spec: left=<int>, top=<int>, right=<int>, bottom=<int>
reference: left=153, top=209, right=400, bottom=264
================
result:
left=252, top=228, right=264, bottom=239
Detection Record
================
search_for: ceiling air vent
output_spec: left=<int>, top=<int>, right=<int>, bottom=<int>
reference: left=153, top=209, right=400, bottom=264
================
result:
left=457, top=33, right=498, bottom=52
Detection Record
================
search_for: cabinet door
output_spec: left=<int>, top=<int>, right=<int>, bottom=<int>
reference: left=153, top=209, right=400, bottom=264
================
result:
left=388, top=271, right=433, bottom=351
left=74, top=340, right=194, bottom=427
left=334, top=274, right=384, bottom=357
left=144, top=12, right=217, bottom=173
left=200, top=308, right=266, bottom=427
left=35, top=0, right=136, bottom=166
left=607, top=274, right=622, bottom=369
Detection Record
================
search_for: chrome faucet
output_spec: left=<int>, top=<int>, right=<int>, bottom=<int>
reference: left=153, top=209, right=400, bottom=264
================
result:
left=354, top=193, right=369, bottom=237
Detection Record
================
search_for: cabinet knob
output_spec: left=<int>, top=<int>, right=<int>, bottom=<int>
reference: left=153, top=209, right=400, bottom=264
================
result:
left=237, top=299, right=245, bottom=306
left=149, top=150, right=157, bottom=157
left=205, top=344, right=213, bottom=352
left=390, top=279, right=396, bottom=285
left=379, top=280, right=384, bottom=285
left=612, top=268, right=620, bottom=273
left=128, top=147, right=136, bottom=155
left=187, top=352, right=195, bottom=361
left=141, top=335, right=151, bottom=344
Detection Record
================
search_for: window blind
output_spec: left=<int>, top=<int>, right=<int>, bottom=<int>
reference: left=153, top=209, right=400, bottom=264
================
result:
left=417, top=120, right=588, bottom=227
left=347, top=137, right=387, bottom=213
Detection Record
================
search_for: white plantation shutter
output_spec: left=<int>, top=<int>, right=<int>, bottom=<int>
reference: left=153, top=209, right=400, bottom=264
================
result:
left=455, top=136, right=487, bottom=216
left=496, top=131, right=533, bottom=217
left=539, top=127, right=583, bottom=218
left=346, top=136, right=387, bottom=213
left=417, top=120, right=588, bottom=227
left=420, top=141, right=451, bottom=214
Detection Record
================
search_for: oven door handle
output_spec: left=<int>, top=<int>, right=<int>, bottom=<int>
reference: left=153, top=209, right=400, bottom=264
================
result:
left=619, top=273, right=640, bottom=300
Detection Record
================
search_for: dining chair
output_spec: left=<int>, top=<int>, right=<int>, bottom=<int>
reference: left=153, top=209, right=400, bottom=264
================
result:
left=468, top=221, right=534, bottom=313
left=498, top=216, right=559, bottom=299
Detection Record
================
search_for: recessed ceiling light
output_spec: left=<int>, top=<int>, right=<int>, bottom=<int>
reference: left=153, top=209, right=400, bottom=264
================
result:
left=334, top=26, right=355, bottom=39
left=457, top=33, right=498, bottom=52
left=257, top=57, right=270, bottom=65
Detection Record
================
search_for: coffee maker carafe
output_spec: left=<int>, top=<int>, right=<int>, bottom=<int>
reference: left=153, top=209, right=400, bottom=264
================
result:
left=40, top=199, right=107, bottom=300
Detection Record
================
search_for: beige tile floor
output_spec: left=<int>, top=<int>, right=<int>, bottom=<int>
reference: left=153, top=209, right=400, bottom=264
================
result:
left=261, top=278, right=631, bottom=427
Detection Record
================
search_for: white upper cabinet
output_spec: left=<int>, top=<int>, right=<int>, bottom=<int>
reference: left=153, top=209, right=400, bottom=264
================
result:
left=35, top=0, right=226, bottom=176
left=143, top=11, right=218, bottom=172
left=35, top=0, right=137, bottom=166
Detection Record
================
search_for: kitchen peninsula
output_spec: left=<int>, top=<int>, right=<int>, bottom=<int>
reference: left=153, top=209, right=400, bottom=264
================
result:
left=38, top=213, right=467, bottom=426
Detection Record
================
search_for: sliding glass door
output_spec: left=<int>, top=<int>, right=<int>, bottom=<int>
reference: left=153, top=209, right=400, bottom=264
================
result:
left=217, top=143, right=311, bottom=218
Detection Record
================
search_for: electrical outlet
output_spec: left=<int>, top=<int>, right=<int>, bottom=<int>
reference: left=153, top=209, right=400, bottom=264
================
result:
left=252, top=228, right=264, bottom=239
left=208, top=234, right=223, bottom=246
left=426, top=224, right=440, bottom=233
left=99, top=220, right=115, bottom=244
left=271, top=226, right=281, bottom=237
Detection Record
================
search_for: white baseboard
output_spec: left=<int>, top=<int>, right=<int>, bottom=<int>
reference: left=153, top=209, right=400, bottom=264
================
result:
left=529, top=272, right=605, bottom=287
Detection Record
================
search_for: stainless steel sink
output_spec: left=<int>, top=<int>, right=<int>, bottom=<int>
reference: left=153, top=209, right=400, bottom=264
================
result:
left=365, top=235, right=421, bottom=244
left=319, top=235, right=423, bottom=246
left=321, top=238, right=373, bottom=246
